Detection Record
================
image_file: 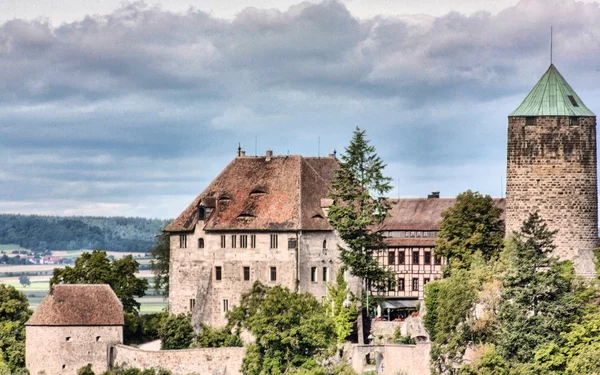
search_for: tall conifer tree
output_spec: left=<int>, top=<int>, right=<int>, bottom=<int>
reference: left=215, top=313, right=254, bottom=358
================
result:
left=327, top=127, right=394, bottom=343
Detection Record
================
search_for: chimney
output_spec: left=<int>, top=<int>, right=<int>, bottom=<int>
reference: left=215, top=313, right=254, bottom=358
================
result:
left=266, top=149, right=273, bottom=162
left=241, top=151, right=246, bottom=156
left=428, top=191, right=440, bottom=199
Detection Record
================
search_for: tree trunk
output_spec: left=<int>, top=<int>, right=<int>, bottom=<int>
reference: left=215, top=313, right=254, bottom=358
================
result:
left=356, top=279, right=365, bottom=344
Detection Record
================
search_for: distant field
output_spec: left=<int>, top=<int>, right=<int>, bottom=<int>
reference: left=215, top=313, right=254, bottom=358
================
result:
left=0, top=268, right=166, bottom=313
left=0, top=244, right=27, bottom=251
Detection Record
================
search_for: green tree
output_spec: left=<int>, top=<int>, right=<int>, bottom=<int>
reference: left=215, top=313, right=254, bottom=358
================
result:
left=18, top=275, right=30, bottom=288
left=77, top=364, right=95, bottom=375
left=50, top=250, right=148, bottom=314
left=324, top=268, right=357, bottom=343
left=327, top=127, right=394, bottom=343
left=0, top=284, right=31, bottom=372
left=229, top=282, right=336, bottom=375
left=158, top=314, right=194, bottom=350
left=497, top=212, right=587, bottom=364
left=150, top=231, right=170, bottom=297
left=435, top=191, right=504, bottom=273
left=195, top=323, right=242, bottom=348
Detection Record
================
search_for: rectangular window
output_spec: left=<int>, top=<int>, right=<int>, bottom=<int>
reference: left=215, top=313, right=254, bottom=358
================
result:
left=179, top=235, right=187, bottom=249
left=413, top=250, right=419, bottom=264
left=412, top=278, right=419, bottom=291
left=388, top=251, right=395, bottom=265
left=322, top=267, right=328, bottom=282
left=250, top=235, right=256, bottom=248
left=311, top=267, right=317, bottom=282
left=270, top=234, right=278, bottom=249
left=223, top=299, right=229, bottom=312
left=215, top=266, right=222, bottom=281
left=424, top=278, right=430, bottom=286
left=240, top=235, right=248, bottom=248
left=288, top=238, right=297, bottom=249
left=398, top=251, right=405, bottom=265
left=231, top=235, right=237, bottom=248
left=570, top=116, right=580, bottom=125
left=526, top=117, right=536, bottom=125
left=189, top=298, right=196, bottom=311
left=270, top=267, right=277, bottom=281
left=220, top=235, right=226, bottom=248
left=243, top=266, right=250, bottom=281
left=398, top=278, right=405, bottom=291
left=424, top=251, right=431, bottom=265
left=434, top=255, right=442, bottom=265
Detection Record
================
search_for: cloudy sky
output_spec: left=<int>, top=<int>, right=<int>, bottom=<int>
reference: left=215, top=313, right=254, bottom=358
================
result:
left=1, top=0, right=600, bottom=219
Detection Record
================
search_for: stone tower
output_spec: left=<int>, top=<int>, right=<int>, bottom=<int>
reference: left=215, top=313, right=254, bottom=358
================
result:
left=506, top=64, right=598, bottom=277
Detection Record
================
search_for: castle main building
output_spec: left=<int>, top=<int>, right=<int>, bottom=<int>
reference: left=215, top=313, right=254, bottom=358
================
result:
left=506, top=64, right=598, bottom=277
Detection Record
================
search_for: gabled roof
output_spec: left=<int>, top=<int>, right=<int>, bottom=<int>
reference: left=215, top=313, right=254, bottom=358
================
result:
left=510, top=64, right=595, bottom=117
left=27, top=284, right=124, bottom=326
left=378, top=198, right=506, bottom=231
left=165, top=155, right=339, bottom=232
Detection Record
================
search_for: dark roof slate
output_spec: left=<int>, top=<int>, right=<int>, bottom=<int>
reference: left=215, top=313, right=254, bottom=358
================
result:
left=165, top=155, right=339, bottom=232
left=27, top=284, right=124, bottom=326
left=379, top=198, right=506, bottom=231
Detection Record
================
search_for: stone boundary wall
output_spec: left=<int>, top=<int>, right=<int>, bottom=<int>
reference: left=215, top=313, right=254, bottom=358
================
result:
left=350, top=343, right=431, bottom=375
left=111, top=345, right=245, bottom=375
left=371, top=321, right=404, bottom=343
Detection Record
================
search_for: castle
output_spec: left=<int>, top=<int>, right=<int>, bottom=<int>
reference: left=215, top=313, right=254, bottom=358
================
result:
left=25, top=63, right=598, bottom=374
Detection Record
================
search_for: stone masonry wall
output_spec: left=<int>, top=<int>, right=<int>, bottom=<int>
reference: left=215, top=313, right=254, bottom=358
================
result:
left=26, top=325, right=122, bottom=375
left=112, top=345, right=245, bottom=375
left=506, top=116, right=598, bottom=277
left=350, top=343, right=431, bottom=375
left=170, top=226, right=301, bottom=327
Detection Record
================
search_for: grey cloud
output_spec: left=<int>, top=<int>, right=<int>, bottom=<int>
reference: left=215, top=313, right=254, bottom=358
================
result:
left=1, top=0, right=600, bottom=217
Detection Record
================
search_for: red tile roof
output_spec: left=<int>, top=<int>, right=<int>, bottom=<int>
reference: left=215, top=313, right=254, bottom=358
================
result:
left=378, top=198, right=506, bottom=231
left=27, top=284, right=124, bottom=326
left=165, top=155, right=339, bottom=232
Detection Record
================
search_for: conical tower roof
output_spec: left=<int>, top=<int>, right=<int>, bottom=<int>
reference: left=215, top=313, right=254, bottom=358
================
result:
left=510, top=64, right=595, bottom=117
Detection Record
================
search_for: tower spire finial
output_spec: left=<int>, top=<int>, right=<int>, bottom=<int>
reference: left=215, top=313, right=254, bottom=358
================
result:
left=551, top=26, right=553, bottom=65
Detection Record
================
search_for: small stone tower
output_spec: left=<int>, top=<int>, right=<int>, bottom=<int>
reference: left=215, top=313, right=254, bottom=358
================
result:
left=506, top=64, right=598, bottom=277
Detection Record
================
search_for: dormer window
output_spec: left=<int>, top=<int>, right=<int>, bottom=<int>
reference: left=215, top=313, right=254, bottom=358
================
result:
left=568, top=95, right=579, bottom=107
left=198, top=207, right=206, bottom=221
left=249, top=189, right=267, bottom=196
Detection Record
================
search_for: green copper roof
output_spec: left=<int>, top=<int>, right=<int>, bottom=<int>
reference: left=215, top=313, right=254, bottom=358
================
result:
left=510, top=64, right=595, bottom=117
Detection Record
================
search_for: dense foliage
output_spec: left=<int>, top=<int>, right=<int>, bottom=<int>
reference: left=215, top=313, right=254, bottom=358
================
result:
left=124, top=312, right=167, bottom=345
left=50, top=250, right=148, bottom=313
left=195, top=324, right=243, bottom=348
left=158, top=314, right=195, bottom=350
left=0, top=214, right=170, bottom=252
left=435, top=190, right=504, bottom=273
left=0, top=284, right=31, bottom=373
left=496, top=212, right=587, bottom=363
left=150, top=232, right=170, bottom=297
left=229, top=282, right=336, bottom=375
left=426, top=208, right=599, bottom=375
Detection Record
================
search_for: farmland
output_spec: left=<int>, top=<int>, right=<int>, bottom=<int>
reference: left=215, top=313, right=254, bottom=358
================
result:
left=0, top=248, right=167, bottom=313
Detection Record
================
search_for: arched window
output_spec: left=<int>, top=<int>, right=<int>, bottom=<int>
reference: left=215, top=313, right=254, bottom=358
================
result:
left=323, top=240, right=327, bottom=250
left=198, top=238, right=204, bottom=248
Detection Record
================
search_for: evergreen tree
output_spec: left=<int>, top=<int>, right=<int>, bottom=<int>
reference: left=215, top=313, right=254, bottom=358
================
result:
left=150, top=231, right=170, bottom=297
left=435, top=190, right=504, bottom=273
left=327, top=127, right=394, bottom=343
left=497, top=212, right=586, bottom=364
